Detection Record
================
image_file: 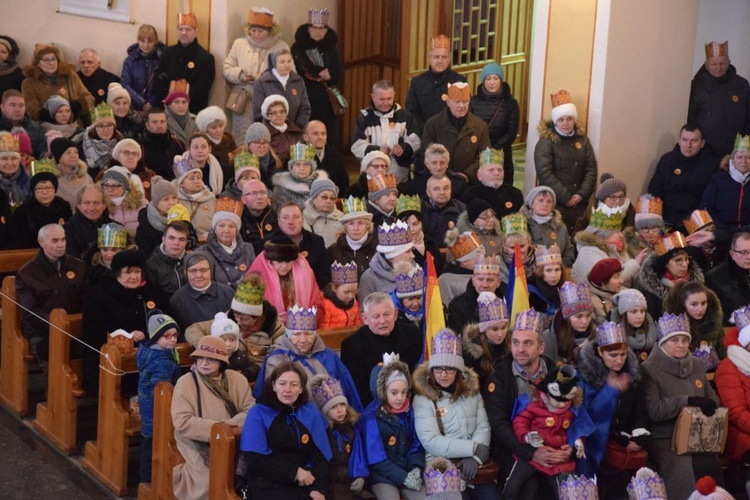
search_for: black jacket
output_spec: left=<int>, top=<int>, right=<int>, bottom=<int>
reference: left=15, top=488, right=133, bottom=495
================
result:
left=77, top=67, right=120, bottom=105
left=705, top=257, right=750, bottom=324
left=0, top=113, right=46, bottom=158
left=297, top=229, right=332, bottom=289
left=152, top=39, right=215, bottom=114
left=240, top=205, right=279, bottom=255
left=9, top=196, right=72, bottom=249
left=315, top=146, right=349, bottom=195
left=63, top=210, right=114, bottom=259
left=328, top=231, right=378, bottom=280
left=470, top=81, right=519, bottom=184
left=405, top=68, right=466, bottom=127
left=138, top=129, right=185, bottom=181
left=145, top=247, right=185, bottom=296
left=402, top=169, right=469, bottom=202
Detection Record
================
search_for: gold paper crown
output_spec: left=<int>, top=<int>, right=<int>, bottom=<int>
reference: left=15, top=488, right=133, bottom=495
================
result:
left=636, top=194, right=663, bottom=216
left=97, top=223, right=128, bottom=249
left=683, top=209, right=714, bottom=234
left=289, top=142, right=316, bottom=163
left=177, top=12, right=197, bottom=28
left=214, top=197, right=244, bottom=218
left=449, top=231, right=483, bottom=260
left=654, top=231, right=687, bottom=256
left=341, top=196, right=367, bottom=216
left=705, top=41, right=728, bottom=58
left=734, top=133, right=750, bottom=153
left=473, top=255, right=501, bottom=275
left=535, top=244, right=562, bottom=267
left=248, top=8, right=274, bottom=28
left=30, top=158, right=58, bottom=177
left=501, top=213, right=527, bottom=235
left=443, top=82, right=470, bottom=101
left=589, top=209, right=623, bottom=232
left=0, top=132, right=19, bottom=154
left=368, top=173, right=398, bottom=193
left=331, top=260, right=358, bottom=285
left=167, top=203, right=191, bottom=224
left=233, top=150, right=260, bottom=172
left=479, top=147, right=503, bottom=167
left=89, top=102, right=114, bottom=123
left=396, top=194, right=421, bottom=216
left=550, top=89, right=573, bottom=108
left=168, top=79, right=190, bottom=96
left=431, top=34, right=450, bottom=50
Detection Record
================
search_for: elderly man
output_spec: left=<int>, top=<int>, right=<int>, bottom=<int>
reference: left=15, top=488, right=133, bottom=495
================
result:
left=403, top=143, right=468, bottom=200
left=340, top=291, right=423, bottom=405
left=153, top=11, right=215, bottom=113
left=405, top=34, right=466, bottom=128
left=169, top=251, right=234, bottom=329
left=277, top=201, right=331, bottom=288
left=465, top=147, right=523, bottom=217
left=421, top=175, right=465, bottom=247
left=351, top=80, right=421, bottom=184
left=420, top=82, right=490, bottom=183
left=239, top=179, right=278, bottom=254
left=15, top=224, right=86, bottom=360
left=0, top=90, right=46, bottom=158
left=688, top=41, right=750, bottom=157
left=63, top=184, right=113, bottom=258
left=706, top=230, right=750, bottom=323
left=146, top=220, right=189, bottom=296
left=303, top=120, right=348, bottom=194
left=76, top=48, right=120, bottom=105
left=448, top=255, right=504, bottom=333
left=138, top=108, right=184, bottom=180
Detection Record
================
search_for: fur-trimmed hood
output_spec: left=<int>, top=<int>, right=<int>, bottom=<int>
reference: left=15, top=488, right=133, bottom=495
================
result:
left=272, top=169, right=328, bottom=194
left=662, top=281, right=722, bottom=329
left=719, top=154, right=731, bottom=171
left=519, top=204, right=565, bottom=228
left=375, top=359, right=411, bottom=402
left=637, top=251, right=705, bottom=300
left=23, top=52, right=78, bottom=80
left=106, top=177, right=146, bottom=212
left=58, top=159, right=89, bottom=180
left=411, top=362, right=480, bottom=402
left=461, top=323, right=484, bottom=361
left=576, top=339, right=641, bottom=389
left=456, top=210, right=502, bottom=236
left=574, top=229, right=612, bottom=254
left=536, top=120, right=586, bottom=144
left=294, top=23, right=339, bottom=51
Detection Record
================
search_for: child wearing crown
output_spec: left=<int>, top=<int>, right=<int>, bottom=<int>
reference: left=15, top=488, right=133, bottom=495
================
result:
left=498, top=214, right=536, bottom=285
left=319, top=261, right=362, bottom=329
left=528, top=244, right=564, bottom=322
left=390, top=262, right=425, bottom=330
left=505, top=364, right=595, bottom=499
left=210, top=312, right=259, bottom=382
left=545, top=282, right=596, bottom=364
left=521, top=186, right=575, bottom=266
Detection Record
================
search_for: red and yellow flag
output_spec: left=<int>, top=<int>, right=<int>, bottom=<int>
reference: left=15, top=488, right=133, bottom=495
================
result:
left=507, top=243, right=530, bottom=329
left=423, top=251, right=445, bottom=360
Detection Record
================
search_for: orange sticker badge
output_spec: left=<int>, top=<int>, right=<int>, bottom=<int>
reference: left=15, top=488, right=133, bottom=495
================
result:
left=239, top=263, right=247, bottom=272
left=545, top=417, right=555, bottom=427
left=505, top=201, right=513, bottom=209
left=345, top=443, right=351, bottom=454
left=58, top=218, right=65, bottom=225
left=301, top=251, right=309, bottom=258
left=291, top=88, right=298, bottom=96
left=640, top=352, right=648, bottom=361
left=301, top=433, right=309, bottom=444
left=733, top=95, right=740, bottom=102
left=66, top=271, right=76, bottom=280
left=695, top=379, right=703, bottom=389
left=562, top=420, right=570, bottom=429
left=674, top=169, right=682, bottom=176
left=143, top=181, right=150, bottom=189
left=187, top=61, right=195, bottom=69
left=97, top=89, right=105, bottom=96
left=146, top=301, right=156, bottom=309
left=575, top=142, right=582, bottom=149
left=448, top=221, right=455, bottom=229
left=265, top=224, right=273, bottom=231
left=470, top=135, right=478, bottom=144
left=549, top=232, right=557, bottom=240
left=59, top=87, right=67, bottom=95
left=489, top=240, right=497, bottom=247
left=388, top=435, right=397, bottom=446
left=487, top=382, right=496, bottom=393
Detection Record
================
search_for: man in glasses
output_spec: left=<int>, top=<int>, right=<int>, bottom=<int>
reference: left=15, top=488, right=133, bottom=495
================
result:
left=239, top=179, right=278, bottom=254
left=169, top=251, right=233, bottom=330
left=706, top=229, right=750, bottom=323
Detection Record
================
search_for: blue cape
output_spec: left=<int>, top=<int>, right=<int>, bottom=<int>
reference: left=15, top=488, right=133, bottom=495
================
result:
left=356, top=400, right=422, bottom=465
left=331, top=425, right=370, bottom=478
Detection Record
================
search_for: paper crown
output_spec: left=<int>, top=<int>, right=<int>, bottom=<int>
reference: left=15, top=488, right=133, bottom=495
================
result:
left=395, top=264, right=424, bottom=298
left=590, top=208, right=623, bottom=232
left=501, top=213, right=527, bottom=235
left=550, top=89, right=573, bottom=108
left=214, top=197, right=244, bottom=218
left=449, top=231, right=483, bottom=261
left=431, top=328, right=461, bottom=357
left=172, top=155, right=199, bottom=179
left=514, top=308, right=544, bottom=334
left=683, top=209, right=713, bottom=234
left=286, top=305, right=317, bottom=332
left=479, top=147, right=503, bottom=167
left=289, top=142, right=316, bottom=163
left=627, top=467, right=668, bottom=500
left=177, top=12, right=197, bottom=28
left=478, top=292, right=509, bottom=330
left=89, top=102, right=114, bottom=123
left=311, top=375, right=346, bottom=414
left=377, top=220, right=411, bottom=247
left=30, top=158, right=59, bottom=177
left=657, top=313, right=691, bottom=341
left=431, top=34, right=451, bottom=50
left=654, top=231, right=687, bottom=256
left=443, top=82, right=470, bottom=101
left=734, top=133, right=750, bottom=153
left=383, top=352, right=400, bottom=366
left=341, top=196, right=368, bottom=216
left=705, top=41, right=728, bottom=59
left=331, top=260, right=358, bottom=285
left=0, top=132, right=19, bottom=154
left=733, top=306, right=750, bottom=331
left=560, top=281, right=593, bottom=318
left=233, top=150, right=260, bottom=172
left=167, top=203, right=190, bottom=224
left=535, top=244, right=562, bottom=267
left=368, top=173, right=398, bottom=193
left=473, top=255, right=501, bottom=275
left=424, top=457, right=462, bottom=497
left=596, top=321, right=627, bottom=347
left=308, top=8, right=329, bottom=26
left=97, top=223, right=128, bottom=249
left=168, top=79, right=190, bottom=96
left=636, top=194, right=663, bottom=216
left=232, top=278, right=265, bottom=314
left=559, top=474, right=599, bottom=500
left=248, top=7, right=274, bottom=28
left=396, top=194, right=421, bottom=216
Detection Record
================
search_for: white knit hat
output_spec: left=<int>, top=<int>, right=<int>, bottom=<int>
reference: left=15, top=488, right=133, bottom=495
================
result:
left=111, top=138, right=142, bottom=161
left=210, top=312, right=240, bottom=338
left=107, top=82, right=131, bottom=105
left=261, top=94, right=289, bottom=120
left=195, top=105, right=227, bottom=133
left=360, top=150, right=391, bottom=173
left=551, top=102, right=577, bottom=124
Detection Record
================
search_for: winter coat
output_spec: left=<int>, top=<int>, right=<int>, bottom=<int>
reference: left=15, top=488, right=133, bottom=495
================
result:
left=705, top=256, right=750, bottom=324
left=271, top=169, right=327, bottom=212
left=455, top=211, right=503, bottom=257
left=106, top=183, right=148, bottom=238
left=0, top=66, right=23, bottom=97
left=701, top=156, right=750, bottom=229
left=0, top=166, right=29, bottom=205
left=165, top=107, right=197, bottom=150
left=448, top=279, right=482, bottom=334
left=366, top=200, right=397, bottom=229
left=648, top=144, right=719, bottom=228
left=421, top=197, right=465, bottom=249
left=572, top=230, right=640, bottom=286
left=303, top=198, right=343, bottom=248
left=318, top=290, right=362, bottom=330
left=8, top=196, right=72, bottom=249
left=610, top=308, right=659, bottom=362
left=121, top=42, right=166, bottom=110
left=663, top=284, right=726, bottom=360
left=402, top=168, right=469, bottom=202
left=208, top=133, right=236, bottom=184
left=56, top=159, right=93, bottom=211
left=21, top=61, right=94, bottom=121
left=464, top=182, right=523, bottom=223
left=136, top=344, right=181, bottom=437
left=358, top=252, right=397, bottom=304
left=469, top=81, right=519, bottom=184
left=412, top=363, right=491, bottom=463
left=139, top=129, right=184, bottom=181
left=635, top=251, right=705, bottom=320
left=172, top=369, right=253, bottom=499
left=588, top=281, right=617, bottom=326
left=328, top=231, right=378, bottom=280
left=265, top=119, right=303, bottom=166
left=62, top=209, right=113, bottom=259
left=641, top=342, right=721, bottom=499
left=196, top=232, right=256, bottom=289
left=405, top=67, right=466, bottom=127
left=314, top=146, right=349, bottom=196
left=296, top=229, right=332, bottom=289
left=77, top=67, right=120, bottom=105
left=461, top=322, right=509, bottom=388
left=437, top=263, right=473, bottom=306
left=175, top=184, right=215, bottom=241
left=239, top=204, right=279, bottom=255
left=169, top=281, right=235, bottom=330
left=520, top=205, right=575, bottom=266
left=153, top=39, right=215, bottom=114
left=114, top=112, right=145, bottom=140
left=420, top=108, right=490, bottom=183
left=252, top=68, right=311, bottom=128
left=715, top=328, right=750, bottom=461
left=145, top=246, right=186, bottom=296
left=688, top=64, right=750, bottom=157
left=542, top=310, right=592, bottom=365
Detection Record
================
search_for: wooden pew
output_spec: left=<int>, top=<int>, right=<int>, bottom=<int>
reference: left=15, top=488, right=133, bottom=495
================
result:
left=0, top=248, right=36, bottom=274
left=0, top=276, right=33, bottom=416
left=208, top=422, right=242, bottom=500
left=318, top=325, right=358, bottom=352
left=83, top=342, right=194, bottom=496
left=33, top=308, right=84, bottom=454
left=137, top=382, right=184, bottom=500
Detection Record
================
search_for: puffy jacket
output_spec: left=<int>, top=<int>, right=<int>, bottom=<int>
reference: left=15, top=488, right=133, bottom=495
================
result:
left=715, top=328, right=750, bottom=461
left=706, top=257, right=750, bottom=324
left=136, top=344, right=181, bottom=437
left=303, top=199, right=343, bottom=248
left=318, top=292, right=362, bottom=330
left=700, top=157, right=750, bottom=229
left=470, top=81, right=519, bottom=184
left=291, top=24, right=343, bottom=123
left=21, top=61, right=94, bottom=121
left=121, top=42, right=165, bottom=110
left=197, top=232, right=256, bottom=289
left=520, top=205, right=575, bottom=267
left=145, top=247, right=185, bottom=296
left=358, top=252, right=396, bottom=303
left=252, top=67, right=311, bottom=127
left=420, top=197, right=465, bottom=249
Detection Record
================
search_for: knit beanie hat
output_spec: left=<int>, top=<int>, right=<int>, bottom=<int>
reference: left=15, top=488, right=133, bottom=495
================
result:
left=595, top=173, right=627, bottom=202
left=195, top=105, right=227, bottom=133
left=536, top=364, right=579, bottom=402
left=163, top=79, right=190, bottom=105
left=50, top=137, right=77, bottom=163
left=687, top=476, right=734, bottom=500
left=480, top=62, right=504, bottom=83
left=613, top=289, right=647, bottom=315
left=101, top=168, right=130, bottom=193
left=264, top=235, right=299, bottom=262
left=309, top=178, right=338, bottom=201
left=146, top=309, right=179, bottom=346
left=110, top=249, right=146, bottom=273
left=30, top=171, right=59, bottom=192
left=428, top=328, right=464, bottom=371
left=232, top=273, right=265, bottom=316
left=360, top=150, right=391, bottom=173
left=111, top=138, right=142, bottom=162
left=107, top=82, right=131, bottom=105
left=15, top=132, right=32, bottom=156
left=244, top=122, right=271, bottom=145
left=587, top=258, right=622, bottom=287
left=425, top=457, right=462, bottom=500
left=210, top=312, right=240, bottom=338
left=310, top=374, right=348, bottom=415
left=524, top=185, right=557, bottom=208
left=44, top=95, right=70, bottom=117
left=261, top=94, right=289, bottom=120
left=149, top=175, right=178, bottom=207
left=467, top=198, right=493, bottom=223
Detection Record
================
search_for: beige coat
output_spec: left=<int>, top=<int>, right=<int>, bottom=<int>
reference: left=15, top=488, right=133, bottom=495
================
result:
left=171, top=368, right=254, bottom=500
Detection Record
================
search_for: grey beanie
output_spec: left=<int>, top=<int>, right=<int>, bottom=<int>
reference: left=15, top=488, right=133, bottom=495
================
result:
left=150, top=175, right=178, bottom=206
left=101, top=169, right=130, bottom=192
left=310, top=178, right=338, bottom=201
left=185, top=250, right=214, bottom=274
left=613, top=288, right=647, bottom=315
left=525, top=185, right=557, bottom=208
left=595, top=173, right=627, bottom=201
left=146, top=309, right=179, bottom=346
left=245, top=122, right=271, bottom=145
left=44, top=95, right=70, bottom=117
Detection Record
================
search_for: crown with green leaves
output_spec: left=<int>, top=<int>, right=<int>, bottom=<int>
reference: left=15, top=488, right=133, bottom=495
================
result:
left=479, top=147, right=503, bottom=167
left=735, top=133, right=750, bottom=153
left=289, top=142, right=316, bottom=163
left=97, top=223, right=128, bottom=249
left=341, top=196, right=367, bottom=216
left=233, top=150, right=260, bottom=172
left=30, top=158, right=59, bottom=177
left=589, top=208, right=623, bottom=232
left=396, top=194, right=421, bottom=216
left=501, top=213, right=527, bottom=234
left=90, top=102, right=114, bottom=122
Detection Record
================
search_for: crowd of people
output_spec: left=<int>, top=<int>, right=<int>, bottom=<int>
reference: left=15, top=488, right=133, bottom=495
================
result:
left=1, top=6, right=750, bottom=500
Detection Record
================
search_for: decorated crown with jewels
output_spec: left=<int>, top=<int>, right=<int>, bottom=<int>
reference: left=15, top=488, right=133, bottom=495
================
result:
left=89, top=102, right=114, bottom=123
left=424, top=457, right=462, bottom=497
left=30, top=158, right=59, bottom=177
left=560, top=281, right=591, bottom=307
left=627, top=467, right=668, bottom=500
left=636, top=194, right=663, bottom=216
left=395, top=264, right=424, bottom=298
left=233, top=150, right=260, bottom=171
left=589, top=208, right=623, bottom=231
left=683, top=209, right=714, bottom=234
left=396, top=194, right=421, bottom=216
left=286, top=305, right=317, bottom=332
left=596, top=321, right=626, bottom=347
left=514, top=308, right=544, bottom=335
left=473, top=255, right=501, bottom=275
left=97, top=223, right=128, bottom=249
left=331, top=260, right=358, bottom=285
left=558, top=474, right=599, bottom=500
left=214, top=197, right=244, bottom=218
left=479, top=147, right=503, bottom=167
left=172, top=155, right=199, bottom=179
left=654, top=231, right=687, bottom=256
left=377, top=220, right=410, bottom=246
left=550, top=89, right=573, bottom=108
left=308, top=8, right=329, bottom=26
left=657, top=313, right=690, bottom=339
left=478, top=292, right=509, bottom=326
left=733, top=306, right=750, bottom=331
left=289, top=142, right=316, bottom=163
left=535, top=244, right=562, bottom=267
left=368, top=173, right=398, bottom=193
left=501, top=213, right=527, bottom=235
left=431, top=328, right=461, bottom=357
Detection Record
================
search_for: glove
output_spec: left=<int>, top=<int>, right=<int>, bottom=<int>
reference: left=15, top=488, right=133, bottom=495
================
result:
left=350, top=477, right=365, bottom=493
left=525, top=431, right=544, bottom=448
left=403, top=468, right=422, bottom=491
left=688, top=396, right=718, bottom=416
left=474, top=443, right=491, bottom=463
left=575, top=438, right=586, bottom=459
left=457, top=457, right=479, bottom=481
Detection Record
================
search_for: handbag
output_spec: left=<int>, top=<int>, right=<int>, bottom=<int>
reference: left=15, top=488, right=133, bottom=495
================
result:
left=325, top=84, right=348, bottom=116
left=225, top=86, right=250, bottom=113
left=601, top=440, right=648, bottom=473
left=671, top=406, right=728, bottom=455
left=432, top=401, right=500, bottom=484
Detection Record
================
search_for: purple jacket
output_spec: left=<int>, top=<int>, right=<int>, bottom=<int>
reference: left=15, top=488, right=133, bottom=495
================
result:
left=120, top=42, right=165, bottom=110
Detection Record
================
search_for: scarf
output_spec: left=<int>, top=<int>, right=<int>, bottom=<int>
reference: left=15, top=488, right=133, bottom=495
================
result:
left=385, top=399, right=411, bottom=414
left=196, top=370, right=239, bottom=417
left=0, top=169, right=23, bottom=204
left=532, top=213, right=553, bottom=225
left=41, top=121, right=79, bottom=139
left=110, top=194, right=126, bottom=207
left=606, top=236, right=624, bottom=252
left=172, top=111, right=189, bottom=129
left=271, top=68, right=290, bottom=89
left=81, top=132, right=117, bottom=173
left=250, top=255, right=320, bottom=324
left=346, top=233, right=368, bottom=251
left=554, top=126, right=575, bottom=137
left=220, top=239, right=238, bottom=254
left=729, top=159, right=750, bottom=184
left=271, top=122, right=288, bottom=133
left=208, top=134, right=222, bottom=145
left=663, top=270, right=689, bottom=284
left=0, top=62, right=18, bottom=77
left=146, top=203, right=168, bottom=232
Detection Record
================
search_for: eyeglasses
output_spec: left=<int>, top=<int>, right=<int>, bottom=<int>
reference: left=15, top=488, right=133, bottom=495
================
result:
left=95, top=123, right=115, bottom=129
left=731, top=249, right=750, bottom=257
left=640, top=226, right=661, bottom=233
left=119, top=150, right=140, bottom=157
left=39, top=57, right=57, bottom=63
left=606, top=194, right=626, bottom=201
left=34, top=186, right=55, bottom=192
left=161, top=333, right=179, bottom=340
left=267, top=110, right=286, bottom=116
left=101, top=183, right=123, bottom=190
left=432, top=367, right=457, bottom=375
left=243, top=190, right=268, bottom=197
left=187, top=267, right=211, bottom=275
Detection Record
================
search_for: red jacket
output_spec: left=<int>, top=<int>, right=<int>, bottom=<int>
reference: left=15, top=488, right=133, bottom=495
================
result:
left=715, top=327, right=750, bottom=461
left=317, top=297, right=362, bottom=330
left=512, top=399, right=576, bottom=475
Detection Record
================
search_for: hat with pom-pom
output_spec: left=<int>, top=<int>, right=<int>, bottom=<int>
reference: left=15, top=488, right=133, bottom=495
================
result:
left=686, top=476, right=733, bottom=500
left=146, top=309, right=179, bottom=346
left=232, top=273, right=265, bottom=316
left=595, top=173, right=627, bottom=201
left=210, top=312, right=240, bottom=338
